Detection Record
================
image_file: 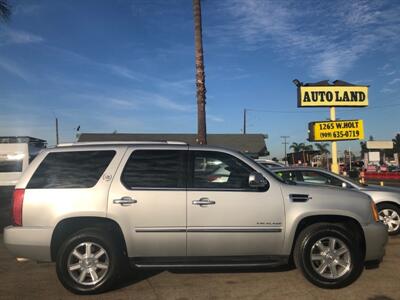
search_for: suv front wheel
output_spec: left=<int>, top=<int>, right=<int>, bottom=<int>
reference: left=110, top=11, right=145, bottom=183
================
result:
left=56, top=228, right=122, bottom=294
left=294, top=223, right=364, bottom=289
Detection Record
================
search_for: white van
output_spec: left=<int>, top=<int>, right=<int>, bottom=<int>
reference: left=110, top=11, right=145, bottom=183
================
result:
left=0, top=137, right=47, bottom=187
left=0, top=137, right=47, bottom=228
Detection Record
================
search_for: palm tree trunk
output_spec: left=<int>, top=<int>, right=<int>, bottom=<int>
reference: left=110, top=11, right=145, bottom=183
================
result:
left=193, top=0, right=207, bottom=145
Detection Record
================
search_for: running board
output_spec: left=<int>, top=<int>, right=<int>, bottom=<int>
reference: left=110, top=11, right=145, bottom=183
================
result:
left=131, top=256, right=288, bottom=269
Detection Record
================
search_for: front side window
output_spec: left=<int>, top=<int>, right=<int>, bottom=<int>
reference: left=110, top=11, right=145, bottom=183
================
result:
left=27, top=150, right=115, bottom=189
left=121, top=150, right=187, bottom=189
left=191, top=151, right=253, bottom=189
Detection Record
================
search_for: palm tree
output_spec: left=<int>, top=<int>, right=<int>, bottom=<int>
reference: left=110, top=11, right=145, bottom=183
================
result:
left=314, top=143, right=330, bottom=169
left=193, top=0, right=207, bottom=144
left=0, top=0, right=11, bottom=22
left=393, top=133, right=400, bottom=166
left=304, top=144, right=314, bottom=151
left=393, top=133, right=400, bottom=154
left=289, top=142, right=305, bottom=153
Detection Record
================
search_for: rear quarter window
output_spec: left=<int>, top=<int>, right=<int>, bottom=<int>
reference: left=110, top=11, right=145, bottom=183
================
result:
left=27, top=150, right=116, bottom=189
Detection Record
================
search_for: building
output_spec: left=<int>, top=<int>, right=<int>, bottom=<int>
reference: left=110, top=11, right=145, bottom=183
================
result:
left=78, top=133, right=268, bottom=158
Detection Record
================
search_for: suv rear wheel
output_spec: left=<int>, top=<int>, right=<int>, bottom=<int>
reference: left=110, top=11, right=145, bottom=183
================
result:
left=294, top=223, right=364, bottom=289
left=56, top=228, right=122, bottom=294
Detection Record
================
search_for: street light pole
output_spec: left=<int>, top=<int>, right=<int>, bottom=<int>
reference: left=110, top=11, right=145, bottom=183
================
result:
left=281, top=135, right=289, bottom=165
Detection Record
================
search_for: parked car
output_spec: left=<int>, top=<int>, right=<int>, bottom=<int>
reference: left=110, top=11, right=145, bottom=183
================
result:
left=255, top=159, right=285, bottom=168
left=4, top=142, right=387, bottom=294
left=271, top=167, right=400, bottom=235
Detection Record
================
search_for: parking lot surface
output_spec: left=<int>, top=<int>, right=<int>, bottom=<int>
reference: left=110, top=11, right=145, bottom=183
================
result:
left=0, top=234, right=399, bottom=300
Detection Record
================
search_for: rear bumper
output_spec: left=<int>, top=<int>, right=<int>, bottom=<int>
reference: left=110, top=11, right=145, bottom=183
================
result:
left=363, top=222, right=388, bottom=262
left=3, top=226, right=53, bottom=262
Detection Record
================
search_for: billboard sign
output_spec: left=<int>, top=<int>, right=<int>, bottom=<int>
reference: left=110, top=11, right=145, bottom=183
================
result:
left=308, top=119, right=364, bottom=142
left=298, top=85, right=368, bottom=107
left=366, top=141, right=394, bottom=149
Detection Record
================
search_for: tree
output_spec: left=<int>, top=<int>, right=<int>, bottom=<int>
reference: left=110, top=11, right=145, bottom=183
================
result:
left=0, top=0, right=11, bottom=22
left=289, top=142, right=313, bottom=152
left=289, top=142, right=305, bottom=153
left=314, top=143, right=330, bottom=169
left=193, top=0, right=207, bottom=144
left=303, top=144, right=314, bottom=151
left=393, top=133, right=400, bottom=154
left=314, top=143, right=330, bottom=155
left=360, top=141, right=367, bottom=157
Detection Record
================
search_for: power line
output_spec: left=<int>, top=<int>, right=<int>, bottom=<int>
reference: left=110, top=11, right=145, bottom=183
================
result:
left=245, top=102, right=400, bottom=115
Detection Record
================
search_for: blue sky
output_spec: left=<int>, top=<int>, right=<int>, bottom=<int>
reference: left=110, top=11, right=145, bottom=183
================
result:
left=0, top=0, right=399, bottom=158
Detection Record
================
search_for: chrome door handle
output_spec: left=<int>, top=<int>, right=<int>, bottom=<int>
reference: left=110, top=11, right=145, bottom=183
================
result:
left=113, top=196, right=137, bottom=206
left=192, top=197, right=216, bottom=207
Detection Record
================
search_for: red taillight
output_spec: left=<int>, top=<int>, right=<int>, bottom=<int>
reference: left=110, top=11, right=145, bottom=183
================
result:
left=12, top=189, right=25, bottom=226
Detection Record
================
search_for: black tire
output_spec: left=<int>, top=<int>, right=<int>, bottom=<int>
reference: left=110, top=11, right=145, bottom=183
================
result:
left=56, top=228, right=123, bottom=294
left=377, top=203, right=400, bottom=236
left=293, top=223, right=364, bottom=289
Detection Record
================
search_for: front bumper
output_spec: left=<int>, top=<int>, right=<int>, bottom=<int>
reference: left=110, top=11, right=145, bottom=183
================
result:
left=3, top=226, right=53, bottom=262
left=363, top=222, right=388, bottom=262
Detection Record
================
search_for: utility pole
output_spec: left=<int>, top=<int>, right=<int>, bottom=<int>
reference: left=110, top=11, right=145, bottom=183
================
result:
left=193, top=0, right=207, bottom=144
left=55, top=117, right=59, bottom=145
left=349, top=146, right=352, bottom=172
left=281, top=136, right=289, bottom=165
left=243, top=108, right=247, bottom=134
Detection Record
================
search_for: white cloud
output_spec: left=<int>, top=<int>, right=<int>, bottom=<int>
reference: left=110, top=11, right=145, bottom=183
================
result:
left=208, top=114, right=224, bottom=122
left=0, top=57, right=31, bottom=81
left=106, top=64, right=142, bottom=81
left=210, top=0, right=400, bottom=78
left=381, top=87, right=395, bottom=94
left=389, top=78, right=400, bottom=85
left=154, top=96, right=193, bottom=112
left=14, top=4, right=42, bottom=16
left=0, top=28, right=43, bottom=45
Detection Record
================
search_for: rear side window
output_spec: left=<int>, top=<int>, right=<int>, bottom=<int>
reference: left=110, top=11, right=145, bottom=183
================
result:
left=121, top=150, right=187, bottom=189
left=27, top=151, right=115, bottom=189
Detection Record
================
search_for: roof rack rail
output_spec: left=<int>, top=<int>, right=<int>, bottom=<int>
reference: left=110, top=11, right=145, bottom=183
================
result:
left=57, top=141, right=188, bottom=147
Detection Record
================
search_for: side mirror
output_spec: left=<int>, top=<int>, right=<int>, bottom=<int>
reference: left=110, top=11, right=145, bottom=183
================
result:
left=341, top=182, right=348, bottom=188
left=249, top=172, right=268, bottom=189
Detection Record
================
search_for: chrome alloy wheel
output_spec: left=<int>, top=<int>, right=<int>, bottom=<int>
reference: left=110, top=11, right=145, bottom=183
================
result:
left=379, top=209, right=400, bottom=233
left=310, top=237, right=351, bottom=279
left=67, top=242, right=109, bottom=286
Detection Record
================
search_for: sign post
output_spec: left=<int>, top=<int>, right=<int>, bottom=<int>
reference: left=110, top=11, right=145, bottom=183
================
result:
left=330, top=107, right=339, bottom=173
left=295, top=80, right=369, bottom=174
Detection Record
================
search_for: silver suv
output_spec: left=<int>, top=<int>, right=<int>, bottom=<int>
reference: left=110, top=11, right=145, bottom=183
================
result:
left=4, top=142, right=387, bottom=294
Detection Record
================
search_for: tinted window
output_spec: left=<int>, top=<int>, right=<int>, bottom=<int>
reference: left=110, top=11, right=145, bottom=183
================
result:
left=299, top=170, right=343, bottom=187
left=27, top=151, right=115, bottom=189
left=121, top=150, right=187, bottom=189
left=191, top=151, right=253, bottom=189
left=0, top=160, right=23, bottom=172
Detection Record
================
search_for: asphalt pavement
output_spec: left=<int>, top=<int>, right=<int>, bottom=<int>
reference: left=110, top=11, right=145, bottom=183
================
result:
left=0, top=234, right=399, bottom=300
